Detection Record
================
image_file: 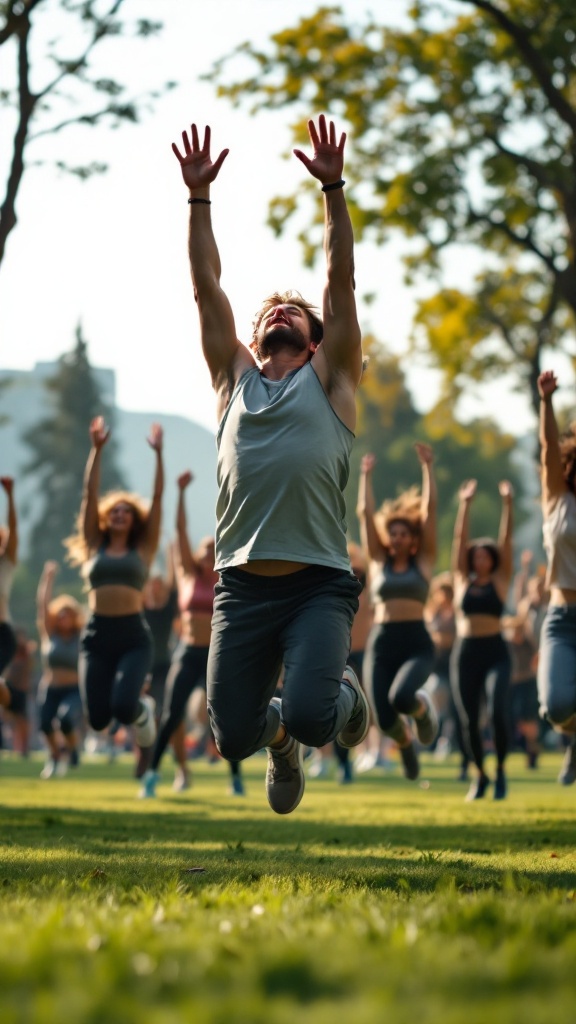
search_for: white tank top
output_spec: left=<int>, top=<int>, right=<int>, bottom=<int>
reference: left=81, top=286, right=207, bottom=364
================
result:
left=0, top=554, right=15, bottom=621
left=543, top=491, right=576, bottom=590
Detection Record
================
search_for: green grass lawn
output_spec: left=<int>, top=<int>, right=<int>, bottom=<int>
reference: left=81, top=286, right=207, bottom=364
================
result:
left=1, top=751, right=575, bottom=1024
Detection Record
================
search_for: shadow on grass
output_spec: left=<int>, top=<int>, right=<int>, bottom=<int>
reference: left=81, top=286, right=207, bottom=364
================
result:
left=1, top=793, right=575, bottom=896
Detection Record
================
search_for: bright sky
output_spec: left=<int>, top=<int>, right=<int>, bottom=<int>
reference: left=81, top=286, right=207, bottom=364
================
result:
left=0, top=0, right=553, bottom=436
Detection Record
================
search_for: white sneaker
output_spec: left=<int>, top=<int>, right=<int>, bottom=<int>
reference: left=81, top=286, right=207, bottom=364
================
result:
left=40, top=758, right=58, bottom=780
left=172, top=767, right=190, bottom=792
left=308, top=756, right=329, bottom=779
left=134, top=695, right=156, bottom=749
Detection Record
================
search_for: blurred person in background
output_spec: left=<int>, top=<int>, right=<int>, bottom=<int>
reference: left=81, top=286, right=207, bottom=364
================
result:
left=357, top=445, right=439, bottom=782
left=36, top=561, right=84, bottom=779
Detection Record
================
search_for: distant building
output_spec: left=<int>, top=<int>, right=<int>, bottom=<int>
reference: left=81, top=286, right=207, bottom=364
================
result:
left=0, top=363, right=218, bottom=562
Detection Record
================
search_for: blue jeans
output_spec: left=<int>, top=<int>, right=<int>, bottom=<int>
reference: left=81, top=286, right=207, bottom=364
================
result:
left=538, top=605, right=576, bottom=725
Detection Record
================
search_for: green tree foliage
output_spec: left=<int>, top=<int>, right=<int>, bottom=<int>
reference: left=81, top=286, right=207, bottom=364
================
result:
left=22, top=324, right=126, bottom=586
left=208, top=0, right=576, bottom=417
left=347, top=336, right=522, bottom=568
left=0, top=0, right=174, bottom=271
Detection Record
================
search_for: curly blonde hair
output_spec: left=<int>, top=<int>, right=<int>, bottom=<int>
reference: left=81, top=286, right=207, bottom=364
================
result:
left=250, top=290, right=323, bottom=354
left=374, top=486, right=423, bottom=552
left=46, top=595, right=84, bottom=634
left=64, top=491, right=150, bottom=567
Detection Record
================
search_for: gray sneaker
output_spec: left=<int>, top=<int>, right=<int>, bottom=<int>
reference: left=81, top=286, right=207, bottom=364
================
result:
left=337, top=666, right=371, bottom=748
left=558, top=739, right=576, bottom=786
left=265, top=699, right=305, bottom=815
left=414, top=689, right=439, bottom=747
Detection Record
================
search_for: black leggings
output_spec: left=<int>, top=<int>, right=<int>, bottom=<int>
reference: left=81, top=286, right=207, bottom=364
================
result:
left=79, top=614, right=153, bottom=731
left=152, top=644, right=209, bottom=771
left=38, top=684, right=83, bottom=737
left=0, top=621, right=17, bottom=675
left=364, top=621, right=434, bottom=739
left=450, top=635, right=511, bottom=770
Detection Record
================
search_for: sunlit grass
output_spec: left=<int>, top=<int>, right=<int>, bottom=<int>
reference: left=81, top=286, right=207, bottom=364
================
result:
left=1, top=753, right=575, bottom=1023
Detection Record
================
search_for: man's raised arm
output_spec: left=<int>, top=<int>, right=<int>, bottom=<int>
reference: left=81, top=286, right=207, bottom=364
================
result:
left=294, top=116, right=362, bottom=390
left=172, top=124, right=254, bottom=416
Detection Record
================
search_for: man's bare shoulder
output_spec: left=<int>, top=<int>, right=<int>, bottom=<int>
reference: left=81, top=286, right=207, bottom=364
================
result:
left=311, top=347, right=357, bottom=433
left=215, top=345, right=258, bottom=423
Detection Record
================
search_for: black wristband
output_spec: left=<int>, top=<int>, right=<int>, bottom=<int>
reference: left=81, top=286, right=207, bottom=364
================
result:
left=188, top=197, right=211, bottom=205
left=321, top=179, right=345, bottom=192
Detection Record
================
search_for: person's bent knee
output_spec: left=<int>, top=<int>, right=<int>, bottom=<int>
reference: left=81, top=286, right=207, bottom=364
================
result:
left=541, top=692, right=573, bottom=733
left=60, top=716, right=74, bottom=736
left=213, top=732, right=254, bottom=762
left=544, top=699, right=576, bottom=728
left=110, top=699, right=140, bottom=726
left=88, top=712, right=112, bottom=732
left=39, top=712, right=54, bottom=736
left=390, top=688, right=420, bottom=717
left=282, top=707, right=333, bottom=749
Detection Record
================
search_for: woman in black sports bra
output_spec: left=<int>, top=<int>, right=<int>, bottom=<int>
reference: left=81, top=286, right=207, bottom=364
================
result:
left=451, top=478, right=514, bottom=800
left=66, top=416, right=164, bottom=757
left=358, top=444, right=438, bottom=781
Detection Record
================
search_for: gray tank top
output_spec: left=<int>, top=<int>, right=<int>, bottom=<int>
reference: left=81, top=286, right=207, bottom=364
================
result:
left=85, top=547, right=148, bottom=591
left=43, top=633, right=80, bottom=672
left=370, top=558, right=430, bottom=605
left=215, top=363, right=354, bottom=572
left=543, top=491, right=576, bottom=590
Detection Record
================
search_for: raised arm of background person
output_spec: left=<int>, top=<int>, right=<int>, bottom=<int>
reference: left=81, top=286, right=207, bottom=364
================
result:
left=174, top=471, right=197, bottom=577
left=0, top=477, right=17, bottom=562
left=414, top=442, right=437, bottom=575
left=356, top=453, right=386, bottom=563
left=538, top=370, right=565, bottom=513
left=172, top=124, right=255, bottom=420
left=496, top=481, right=514, bottom=587
left=451, top=480, right=477, bottom=580
left=165, top=540, right=177, bottom=593
left=140, top=424, right=164, bottom=562
left=36, top=561, right=58, bottom=642
left=81, top=417, right=108, bottom=553
left=513, top=549, right=533, bottom=609
left=295, top=118, right=362, bottom=420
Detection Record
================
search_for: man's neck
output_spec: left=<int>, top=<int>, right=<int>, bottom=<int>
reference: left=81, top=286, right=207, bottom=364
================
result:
left=260, top=352, right=311, bottom=381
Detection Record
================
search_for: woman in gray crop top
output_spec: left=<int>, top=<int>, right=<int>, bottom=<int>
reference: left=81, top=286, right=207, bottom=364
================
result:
left=357, top=444, right=438, bottom=782
left=537, top=370, right=576, bottom=786
left=36, top=561, right=84, bottom=779
left=141, top=470, right=244, bottom=799
left=0, top=476, right=21, bottom=721
left=450, top=478, right=514, bottom=801
left=65, top=416, right=164, bottom=771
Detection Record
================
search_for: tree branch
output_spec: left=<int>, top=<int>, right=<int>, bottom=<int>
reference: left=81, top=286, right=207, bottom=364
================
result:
left=460, top=0, right=576, bottom=135
left=36, top=0, right=125, bottom=101
left=467, top=202, right=558, bottom=274
left=27, top=103, right=133, bottom=141
left=0, top=13, right=37, bottom=266
left=0, top=0, right=44, bottom=47
left=487, top=132, right=567, bottom=197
